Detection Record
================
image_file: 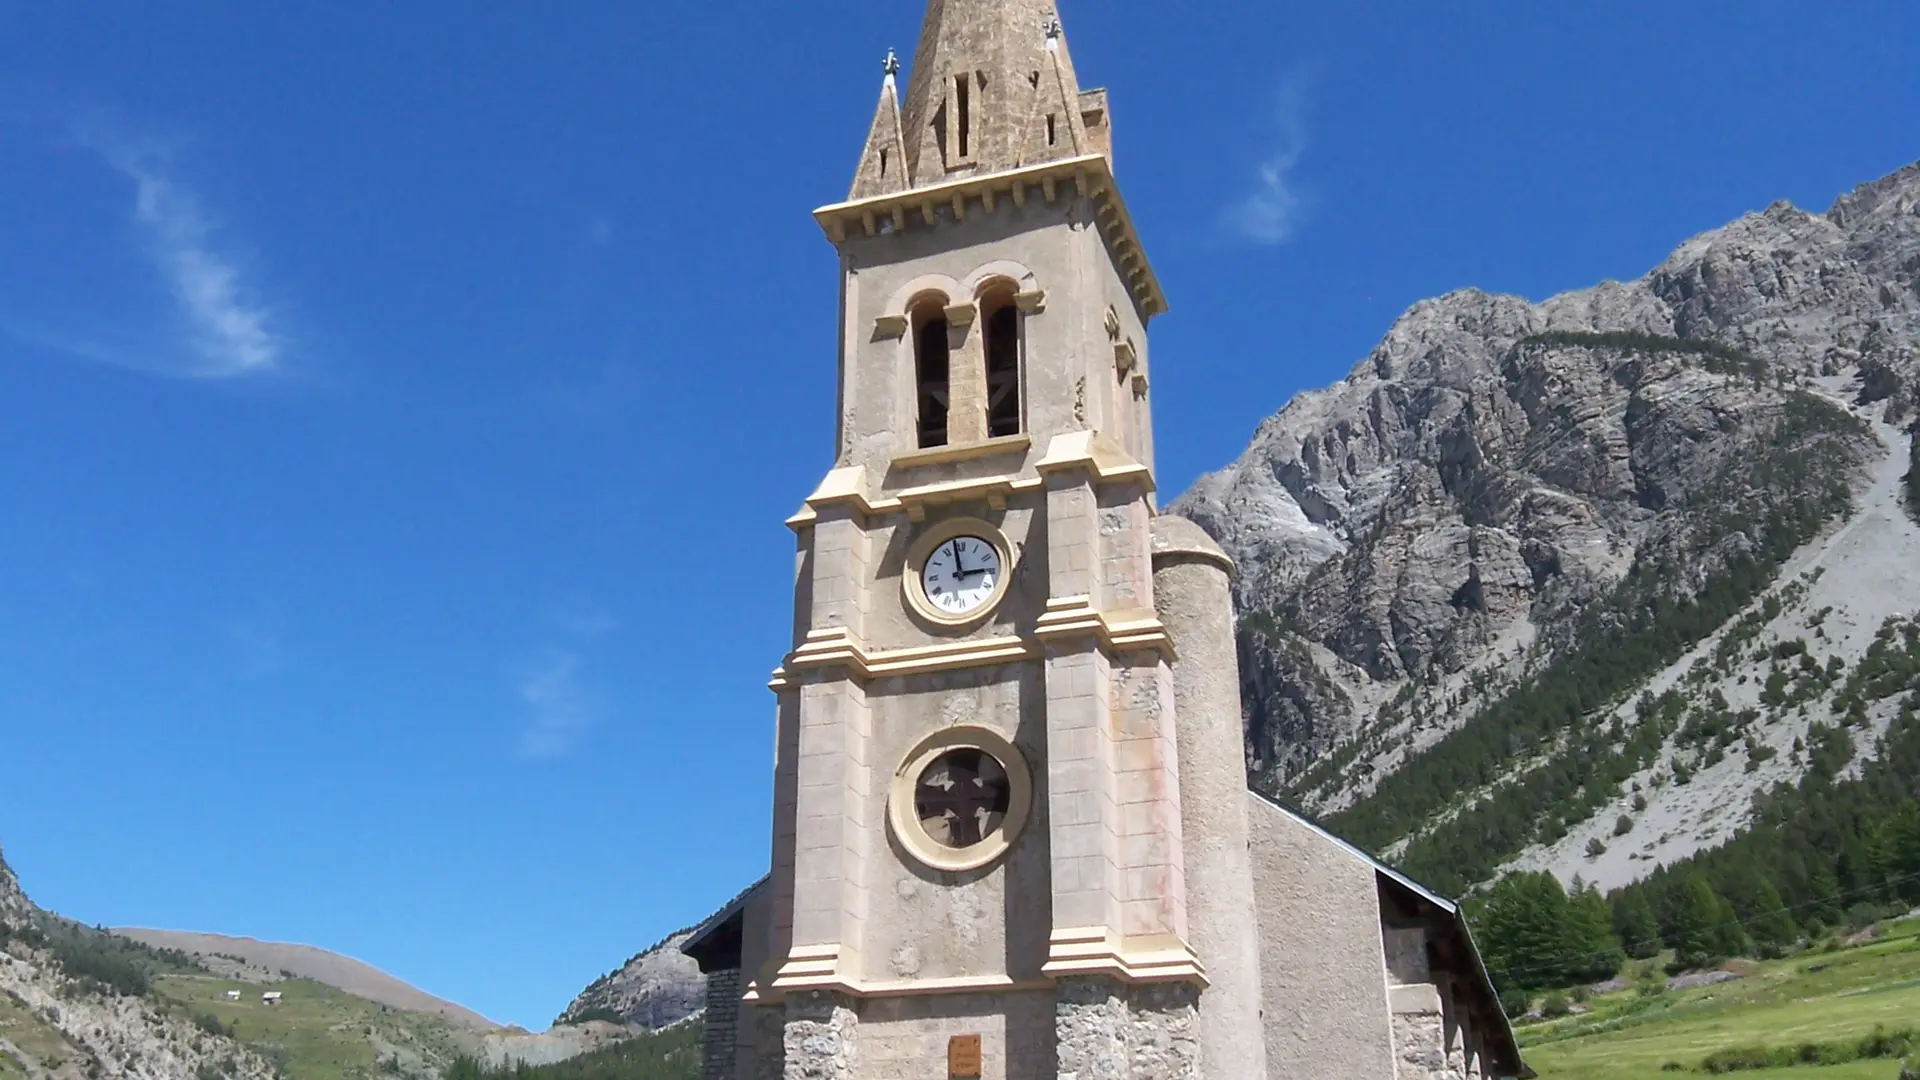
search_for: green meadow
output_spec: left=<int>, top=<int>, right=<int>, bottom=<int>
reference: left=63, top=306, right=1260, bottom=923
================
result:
left=1521, top=919, right=1920, bottom=1079
left=156, top=975, right=477, bottom=1080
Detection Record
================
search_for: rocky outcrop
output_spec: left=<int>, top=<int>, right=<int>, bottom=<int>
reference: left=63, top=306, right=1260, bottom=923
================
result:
left=555, top=930, right=704, bottom=1031
left=0, top=845, right=276, bottom=1080
left=1173, top=159, right=1920, bottom=880
left=0, top=843, right=30, bottom=931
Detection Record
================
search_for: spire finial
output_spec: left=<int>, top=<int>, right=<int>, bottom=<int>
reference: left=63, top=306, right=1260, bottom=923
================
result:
left=882, top=48, right=901, bottom=81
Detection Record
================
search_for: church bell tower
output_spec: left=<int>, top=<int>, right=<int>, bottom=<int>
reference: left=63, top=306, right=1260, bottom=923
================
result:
left=744, top=4, right=1268, bottom=1077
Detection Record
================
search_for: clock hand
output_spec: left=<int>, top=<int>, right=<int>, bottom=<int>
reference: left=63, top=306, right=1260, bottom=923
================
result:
left=948, top=540, right=965, bottom=575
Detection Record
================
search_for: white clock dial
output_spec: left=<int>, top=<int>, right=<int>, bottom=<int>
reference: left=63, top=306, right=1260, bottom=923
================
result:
left=920, top=535, right=1003, bottom=617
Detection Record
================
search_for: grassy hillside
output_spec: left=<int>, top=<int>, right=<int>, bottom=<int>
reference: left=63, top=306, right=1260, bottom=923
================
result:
left=156, top=975, right=477, bottom=1080
left=116, top=929, right=500, bottom=1031
left=1522, top=917, right=1920, bottom=1079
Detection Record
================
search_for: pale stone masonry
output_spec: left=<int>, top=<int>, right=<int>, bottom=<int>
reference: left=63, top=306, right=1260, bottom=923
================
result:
left=683, top=2, right=1530, bottom=1077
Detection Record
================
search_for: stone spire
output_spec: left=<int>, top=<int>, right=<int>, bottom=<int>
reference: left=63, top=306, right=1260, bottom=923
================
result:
left=873, top=0, right=1108, bottom=191
left=848, top=51, right=911, bottom=200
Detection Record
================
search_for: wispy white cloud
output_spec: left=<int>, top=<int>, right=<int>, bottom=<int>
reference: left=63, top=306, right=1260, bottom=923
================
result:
left=516, top=650, right=606, bottom=760
left=1223, top=73, right=1315, bottom=247
left=76, top=124, right=283, bottom=378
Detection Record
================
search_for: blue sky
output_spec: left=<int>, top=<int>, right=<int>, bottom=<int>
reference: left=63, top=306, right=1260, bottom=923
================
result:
left=0, top=0, right=1914, bottom=1030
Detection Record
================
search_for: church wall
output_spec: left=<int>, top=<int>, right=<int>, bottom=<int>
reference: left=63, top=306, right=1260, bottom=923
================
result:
left=860, top=664, right=1052, bottom=985
left=857, top=989, right=1056, bottom=1080
left=1248, top=796, right=1399, bottom=1080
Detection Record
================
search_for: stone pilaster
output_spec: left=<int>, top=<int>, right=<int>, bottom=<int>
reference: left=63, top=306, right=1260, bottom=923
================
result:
left=946, top=303, right=988, bottom=444
left=807, top=504, right=870, bottom=637
left=1390, top=962, right=1482, bottom=1080
left=1039, top=462, right=1124, bottom=975
left=1034, top=438, right=1200, bottom=986
left=1392, top=1010, right=1476, bottom=1080
left=779, top=674, right=872, bottom=992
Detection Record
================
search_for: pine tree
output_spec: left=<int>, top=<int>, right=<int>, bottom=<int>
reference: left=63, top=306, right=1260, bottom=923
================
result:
left=1613, top=888, right=1663, bottom=960
left=1567, top=885, right=1626, bottom=982
left=1805, top=861, right=1844, bottom=930
left=1875, top=801, right=1920, bottom=905
left=1672, top=875, right=1735, bottom=970
left=1478, top=872, right=1576, bottom=991
left=1711, top=891, right=1752, bottom=961
left=1750, top=880, right=1798, bottom=957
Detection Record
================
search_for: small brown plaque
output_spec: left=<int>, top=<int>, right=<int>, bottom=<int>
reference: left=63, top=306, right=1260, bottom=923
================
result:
left=948, top=1033, right=983, bottom=1079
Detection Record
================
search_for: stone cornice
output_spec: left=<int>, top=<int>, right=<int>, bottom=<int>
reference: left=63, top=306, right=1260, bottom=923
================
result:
left=1033, top=430, right=1155, bottom=491
left=759, top=948, right=1056, bottom=1003
left=769, top=608, right=1173, bottom=691
left=812, top=155, right=1168, bottom=322
left=772, top=628, right=1040, bottom=690
left=1033, top=598, right=1177, bottom=659
left=1040, top=927, right=1209, bottom=987
left=786, top=433, right=1155, bottom=532
left=757, top=933, right=1202, bottom=1001
left=886, top=433, right=1032, bottom=470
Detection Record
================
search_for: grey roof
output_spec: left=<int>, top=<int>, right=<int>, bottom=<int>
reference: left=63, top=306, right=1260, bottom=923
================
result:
left=679, top=875, right=769, bottom=968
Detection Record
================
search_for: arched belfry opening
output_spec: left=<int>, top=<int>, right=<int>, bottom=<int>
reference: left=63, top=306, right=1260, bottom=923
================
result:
left=912, top=301, right=952, bottom=448
left=981, top=287, right=1023, bottom=438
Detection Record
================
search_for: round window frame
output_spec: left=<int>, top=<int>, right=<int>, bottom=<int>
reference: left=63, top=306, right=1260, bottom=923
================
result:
left=889, top=726, right=1034, bottom=874
left=902, top=517, right=1015, bottom=629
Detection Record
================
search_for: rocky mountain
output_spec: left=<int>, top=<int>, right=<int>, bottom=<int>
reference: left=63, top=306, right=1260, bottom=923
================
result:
left=553, top=931, right=703, bottom=1033
left=0, top=845, right=277, bottom=1080
left=1174, top=159, right=1920, bottom=897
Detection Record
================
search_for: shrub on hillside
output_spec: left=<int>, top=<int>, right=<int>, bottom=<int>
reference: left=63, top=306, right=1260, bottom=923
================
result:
left=46, top=934, right=150, bottom=997
left=192, top=1013, right=233, bottom=1039
left=1699, top=1027, right=1917, bottom=1073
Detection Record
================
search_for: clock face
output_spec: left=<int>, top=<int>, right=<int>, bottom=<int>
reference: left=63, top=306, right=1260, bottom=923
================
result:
left=920, top=535, right=1003, bottom=617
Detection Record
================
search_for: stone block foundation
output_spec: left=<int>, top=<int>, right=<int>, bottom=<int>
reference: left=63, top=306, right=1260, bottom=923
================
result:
left=1054, top=977, right=1200, bottom=1080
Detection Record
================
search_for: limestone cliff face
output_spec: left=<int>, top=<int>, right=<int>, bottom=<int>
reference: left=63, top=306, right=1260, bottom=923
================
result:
left=1172, top=160, right=1920, bottom=886
left=555, top=931, right=704, bottom=1031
